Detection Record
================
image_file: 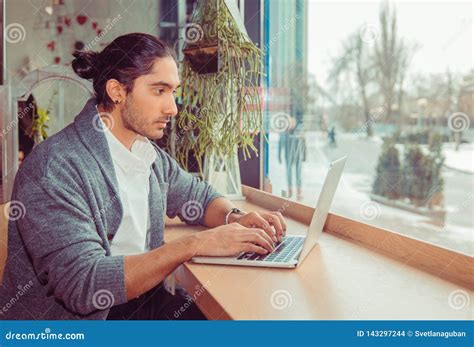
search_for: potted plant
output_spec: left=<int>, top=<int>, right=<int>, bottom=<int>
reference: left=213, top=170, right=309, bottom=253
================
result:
left=174, top=0, right=263, bottom=198
left=28, top=90, right=57, bottom=146
left=371, top=135, right=446, bottom=222
left=372, top=137, right=402, bottom=200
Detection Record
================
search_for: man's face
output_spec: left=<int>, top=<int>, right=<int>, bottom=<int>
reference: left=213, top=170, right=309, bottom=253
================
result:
left=120, top=56, right=180, bottom=140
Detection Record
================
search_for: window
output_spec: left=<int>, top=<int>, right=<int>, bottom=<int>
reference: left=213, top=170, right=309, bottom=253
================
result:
left=264, top=0, right=473, bottom=255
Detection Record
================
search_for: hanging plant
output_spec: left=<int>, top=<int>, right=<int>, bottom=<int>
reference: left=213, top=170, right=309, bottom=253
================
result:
left=174, top=0, right=263, bottom=175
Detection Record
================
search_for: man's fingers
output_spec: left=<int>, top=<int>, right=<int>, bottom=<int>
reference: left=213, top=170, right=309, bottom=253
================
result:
left=275, top=211, right=287, bottom=233
left=271, top=211, right=287, bottom=238
left=241, top=243, right=268, bottom=255
left=242, top=228, right=274, bottom=252
left=249, top=214, right=277, bottom=242
left=262, top=212, right=284, bottom=241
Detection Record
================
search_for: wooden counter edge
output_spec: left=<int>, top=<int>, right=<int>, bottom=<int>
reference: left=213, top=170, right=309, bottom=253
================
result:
left=174, top=263, right=232, bottom=320
left=242, top=185, right=473, bottom=290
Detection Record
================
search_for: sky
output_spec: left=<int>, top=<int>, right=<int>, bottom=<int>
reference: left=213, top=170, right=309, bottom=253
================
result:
left=308, top=0, right=473, bottom=88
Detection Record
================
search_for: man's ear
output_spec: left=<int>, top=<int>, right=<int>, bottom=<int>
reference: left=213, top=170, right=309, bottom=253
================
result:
left=105, top=79, right=126, bottom=104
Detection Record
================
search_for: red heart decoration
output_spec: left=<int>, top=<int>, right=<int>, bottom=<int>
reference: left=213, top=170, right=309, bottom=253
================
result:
left=97, top=29, right=103, bottom=36
left=54, top=56, right=61, bottom=64
left=56, top=25, right=63, bottom=34
left=76, top=15, right=87, bottom=26
left=47, top=41, right=55, bottom=51
left=92, top=21, right=98, bottom=30
left=64, top=17, right=71, bottom=27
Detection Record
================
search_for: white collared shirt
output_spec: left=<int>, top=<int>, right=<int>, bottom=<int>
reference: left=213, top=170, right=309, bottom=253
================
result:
left=99, top=114, right=157, bottom=256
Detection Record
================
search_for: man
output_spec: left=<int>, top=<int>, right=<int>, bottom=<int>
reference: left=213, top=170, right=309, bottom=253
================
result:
left=1, top=33, right=286, bottom=320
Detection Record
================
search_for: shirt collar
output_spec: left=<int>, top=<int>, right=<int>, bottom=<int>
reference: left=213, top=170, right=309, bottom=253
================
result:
left=96, top=106, right=157, bottom=173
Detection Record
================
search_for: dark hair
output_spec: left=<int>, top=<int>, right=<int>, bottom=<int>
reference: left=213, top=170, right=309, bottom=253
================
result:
left=72, top=33, right=176, bottom=111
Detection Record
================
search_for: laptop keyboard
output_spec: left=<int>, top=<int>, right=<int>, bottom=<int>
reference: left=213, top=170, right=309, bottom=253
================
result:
left=237, top=236, right=304, bottom=263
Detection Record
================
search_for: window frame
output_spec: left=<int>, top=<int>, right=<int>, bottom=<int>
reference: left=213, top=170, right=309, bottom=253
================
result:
left=243, top=185, right=474, bottom=290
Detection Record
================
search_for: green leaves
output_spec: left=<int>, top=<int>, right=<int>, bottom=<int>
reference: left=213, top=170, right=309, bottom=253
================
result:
left=173, top=0, right=263, bottom=175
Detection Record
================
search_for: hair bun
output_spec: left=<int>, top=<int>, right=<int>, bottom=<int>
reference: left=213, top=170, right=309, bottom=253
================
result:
left=72, top=51, right=100, bottom=80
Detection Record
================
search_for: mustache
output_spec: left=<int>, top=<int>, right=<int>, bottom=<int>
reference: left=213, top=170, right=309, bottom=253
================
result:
left=159, top=116, right=171, bottom=122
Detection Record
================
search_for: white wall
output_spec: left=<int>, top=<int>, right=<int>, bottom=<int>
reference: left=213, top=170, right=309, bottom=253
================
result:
left=5, top=0, right=161, bottom=135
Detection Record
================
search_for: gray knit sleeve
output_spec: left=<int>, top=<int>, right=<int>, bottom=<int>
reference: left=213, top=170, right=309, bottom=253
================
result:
left=156, top=149, right=224, bottom=225
left=14, top=171, right=128, bottom=316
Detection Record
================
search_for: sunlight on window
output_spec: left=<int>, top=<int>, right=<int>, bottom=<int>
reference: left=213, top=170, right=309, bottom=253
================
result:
left=265, top=0, right=473, bottom=255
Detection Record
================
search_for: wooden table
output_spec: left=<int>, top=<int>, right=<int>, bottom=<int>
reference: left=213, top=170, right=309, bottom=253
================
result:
left=164, top=200, right=473, bottom=320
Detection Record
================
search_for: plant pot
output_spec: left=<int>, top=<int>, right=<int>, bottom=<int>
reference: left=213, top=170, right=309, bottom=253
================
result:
left=33, top=132, right=44, bottom=147
left=204, top=149, right=245, bottom=200
left=183, top=43, right=220, bottom=74
left=370, top=194, right=447, bottom=222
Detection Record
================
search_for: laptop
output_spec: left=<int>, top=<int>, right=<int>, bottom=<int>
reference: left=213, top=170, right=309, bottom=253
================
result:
left=191, top=157, right=347, bottom=268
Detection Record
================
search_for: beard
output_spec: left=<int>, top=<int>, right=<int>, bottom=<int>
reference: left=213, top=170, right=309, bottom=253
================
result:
left=121, top=96, right=165, bottom=140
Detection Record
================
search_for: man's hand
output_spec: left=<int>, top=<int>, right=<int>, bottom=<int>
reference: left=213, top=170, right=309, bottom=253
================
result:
left=228, top=211, right=287, bottom=242
left=125, top=222, right=275, bottom=299
left=188, top=223, right=276, bottom=257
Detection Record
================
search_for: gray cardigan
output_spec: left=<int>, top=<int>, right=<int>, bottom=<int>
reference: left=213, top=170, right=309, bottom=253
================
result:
left=0, top=98, right=222, bottom=320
